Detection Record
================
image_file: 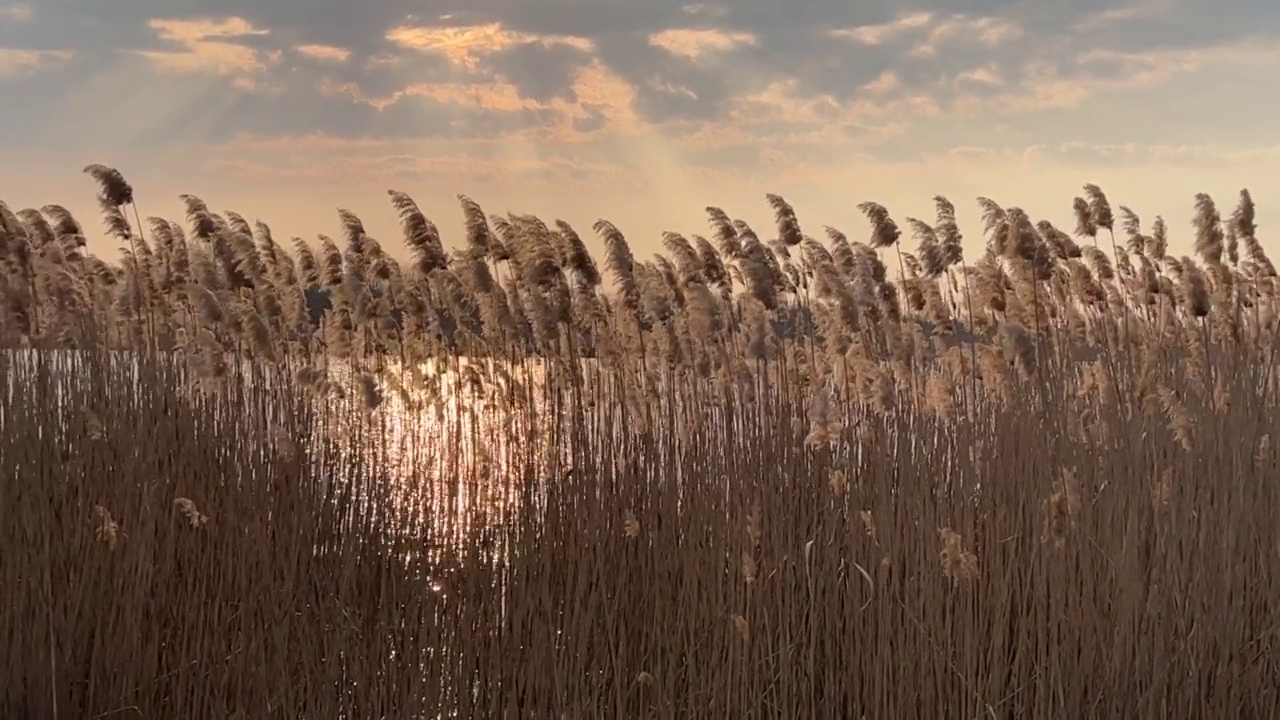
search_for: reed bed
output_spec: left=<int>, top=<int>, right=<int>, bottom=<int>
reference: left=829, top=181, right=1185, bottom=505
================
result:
left=2, top=168, right=1279, bottom=717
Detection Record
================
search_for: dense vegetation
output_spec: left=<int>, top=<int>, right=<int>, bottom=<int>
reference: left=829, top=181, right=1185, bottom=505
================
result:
left=2, top=165, right=1278, bottom=717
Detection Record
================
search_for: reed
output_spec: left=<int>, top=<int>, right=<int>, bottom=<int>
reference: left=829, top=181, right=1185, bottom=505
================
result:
left=1, top=169, right=1278, bottom=717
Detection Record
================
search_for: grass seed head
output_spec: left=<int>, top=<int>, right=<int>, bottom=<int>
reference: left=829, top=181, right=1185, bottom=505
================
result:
left=1041, top=471, right=1080, bottom=549
left=93, top=505, right=120, bottom=549
left=746, top=508, right=761, bottom=548
left=84, top=410, right=104, bottom=440
left=939, top=527, right=978, bottom=583
left=1152, top=468, right=1174, bottom=510
left=742, top=550, right=757, bottom=584
left=622, top=509, right=640, bottom=538
left=859, top=510, right=877, bottom=542
left=174, top=497, right=209, bottom=528
left=829, top=469, right=849, bottom=496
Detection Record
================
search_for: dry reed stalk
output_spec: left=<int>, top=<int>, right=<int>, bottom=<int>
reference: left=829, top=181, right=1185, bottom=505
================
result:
left=1, top=175, right=1279, bottom=717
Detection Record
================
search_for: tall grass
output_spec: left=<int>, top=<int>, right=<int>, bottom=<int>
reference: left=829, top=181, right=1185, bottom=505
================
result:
left=2, top=171, right=1279, bottom=716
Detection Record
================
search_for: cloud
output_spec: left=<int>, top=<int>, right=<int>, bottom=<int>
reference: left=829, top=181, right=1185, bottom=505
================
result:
left=861, top=70, right=902, bottom=95
left=1018, top=140, right=1280, bottom=169
left=953, top=64, right=1003, bottom=87
left=648, top=28, right=757, bottom=58
left=977, top=37, right=1280, bottom=114
left=4, top=1, right=1276, bottom=139
left=0, top=48, right=72, bottom=77
left=205, top=134, right=631, bottom=190
left=829, top=11, right=934, bottom=46
left=907, top=15, right=1023, bottom=58
left=1072, top=0, right=1172, bottom=33
left=296, top=43, right=351, bottom=63
left=0, top=3, right=31, bottom=23
left=3, top=0, right=1265, bottom=156
left=830, top=10, right=1022, bottom=63
left=132, top=17, right=278, bottom=90
left=2, top=0, right=1280, bottom=258
left=385, top=21, right=593, bottom=70
left=308, top=54, right=639, bottom=143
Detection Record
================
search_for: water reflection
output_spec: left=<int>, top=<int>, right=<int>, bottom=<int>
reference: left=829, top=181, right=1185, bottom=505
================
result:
left=0, top=350, right=565, bottom=562
left=314, top=357, right=564, bottom=557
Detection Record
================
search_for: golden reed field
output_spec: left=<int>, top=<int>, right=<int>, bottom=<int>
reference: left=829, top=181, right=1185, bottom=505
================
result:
left=2, top=165, right=1279, bottom=717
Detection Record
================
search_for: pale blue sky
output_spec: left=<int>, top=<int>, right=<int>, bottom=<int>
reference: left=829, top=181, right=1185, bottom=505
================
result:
left=1, top=0, right=1277, bottom=262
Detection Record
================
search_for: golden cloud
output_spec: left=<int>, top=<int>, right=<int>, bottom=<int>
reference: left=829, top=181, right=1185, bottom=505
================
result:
left=1072, top=0, right=1169, bottom=33
left=569, top=60, right=640, bottom=127
left=952, top=64, right=1003, bottom=87
left=393, top=81, right=537, bottom=112
left=829, top=12, right=933, bottom=45
left=148, top=17, right=268, bottom=44
left=296, top=44, right=351, bottom=63
left=319, top=76, right=539, bottom=113
left=385, top=22, right=594, bottom=70
left=0, top=48, right=72, bottom=76
left=134, top=17, right=277, bottom=90
left=829, top=11, right=1021, bottom=58
left=907, top=16, right=1022, bottom=58
left=860, top=70, right=901, bottom=95
left=323, top=58, right=640, bottom=140
left=648, top=28, right=758, bottom=59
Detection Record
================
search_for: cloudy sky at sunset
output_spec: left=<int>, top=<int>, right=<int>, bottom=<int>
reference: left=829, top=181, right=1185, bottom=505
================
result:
left=1, top=0, right=1277, bottom=263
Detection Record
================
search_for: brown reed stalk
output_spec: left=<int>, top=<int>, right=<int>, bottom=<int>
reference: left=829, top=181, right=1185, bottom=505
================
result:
left=2, top=179, right=1279, bottom=717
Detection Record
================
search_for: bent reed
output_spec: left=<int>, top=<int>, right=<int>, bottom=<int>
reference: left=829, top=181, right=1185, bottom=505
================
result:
left=2, top=166, right=1279, bottom=717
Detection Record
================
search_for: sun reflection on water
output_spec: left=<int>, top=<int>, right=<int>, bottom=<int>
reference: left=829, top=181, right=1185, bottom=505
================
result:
left=315, top=356, right=565, bottom=556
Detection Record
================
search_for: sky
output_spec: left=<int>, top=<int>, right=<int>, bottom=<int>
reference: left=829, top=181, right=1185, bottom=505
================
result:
left=1, top=0, right=1279, bottom=266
